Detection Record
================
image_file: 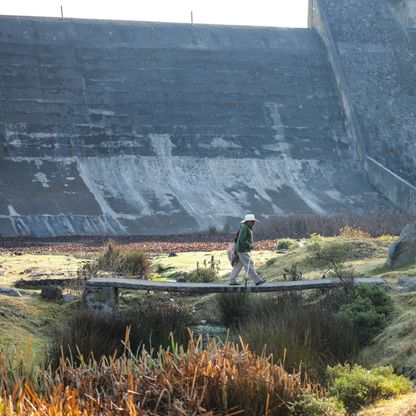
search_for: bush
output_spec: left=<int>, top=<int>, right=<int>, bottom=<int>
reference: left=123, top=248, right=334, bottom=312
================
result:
left=376, top=234, right=397, bottom=243
left=339, top=226, right=371, bottom=239
left=120, top=251, right=151, bottom=277
left=96, top=240, right=123, bottom=272
left=307, top=240, right=350, bottom=278
left=49, top=296, right=193, bottom=366
left=187, top=256, right=220, bottom=283
left=336, top=285, right=393, bottom=345
left=275, top=238, right=298, bottom=251
left=86, top=240, right=151, bottom=278
left=187, top=267, right=217, bottom=283
left=327, top=364, right=413, bottom=413
left=290, top=394, right=346, bottom=416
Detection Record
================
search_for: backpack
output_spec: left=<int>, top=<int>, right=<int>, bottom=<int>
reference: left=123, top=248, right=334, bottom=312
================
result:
left=227, top=227, right=240, bottom=266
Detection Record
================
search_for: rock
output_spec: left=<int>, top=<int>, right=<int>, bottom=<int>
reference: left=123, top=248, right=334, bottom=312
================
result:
left=168, top=252, right=177, bottom=257
left=396, top=276, right=416, bottom=292
left=15, top=278, right=72, bottom=289
left=387, top=223, right=416, bottom=268
left=0, top=287, right=22, bottom=297
left=40, top=286, right=63, bottom=301
left=192, top=324, right=228, bottom=342
left=63, top=294, right=78, bottom=303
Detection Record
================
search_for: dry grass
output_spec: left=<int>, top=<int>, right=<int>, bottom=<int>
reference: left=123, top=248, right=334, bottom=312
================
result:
left=359, top=291, right=416, bottom=380
left=0, top=294, right=72, bottom=349
left=0, top=253, right=83, bottom=287
left=0, top=333, right=322, bottom=415
left=358, top=393, right=416, bottom=416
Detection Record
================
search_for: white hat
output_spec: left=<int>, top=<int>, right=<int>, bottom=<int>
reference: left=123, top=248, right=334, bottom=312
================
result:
left=240, top=214, right=259, bottom=223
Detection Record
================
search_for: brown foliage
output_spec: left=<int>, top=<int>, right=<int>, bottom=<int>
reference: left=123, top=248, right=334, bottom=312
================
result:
left=0, top=334, right=322, bottom=415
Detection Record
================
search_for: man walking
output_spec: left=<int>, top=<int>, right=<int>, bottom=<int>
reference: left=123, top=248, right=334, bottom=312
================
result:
left=228, top=214, right=266, bottom=286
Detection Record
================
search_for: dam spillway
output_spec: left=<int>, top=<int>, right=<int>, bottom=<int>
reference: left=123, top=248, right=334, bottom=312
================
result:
left=0, top=7, right=407, bottom=236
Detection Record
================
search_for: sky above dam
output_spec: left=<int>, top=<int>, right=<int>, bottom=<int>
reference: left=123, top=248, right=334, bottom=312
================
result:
left=0, top=0, right=308, bottom=27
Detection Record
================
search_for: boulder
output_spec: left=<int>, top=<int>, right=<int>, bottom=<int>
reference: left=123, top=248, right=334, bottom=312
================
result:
left=388, top=223, right=416, bottom=268
left=0, top=287, right=22, bottom=297
left=396, top=276, right=416, bottom=292
left=40, top=286, right=63, bottom=301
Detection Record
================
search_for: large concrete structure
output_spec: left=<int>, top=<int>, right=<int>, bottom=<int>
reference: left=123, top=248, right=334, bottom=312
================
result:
left=0, top=0, right=414, bottom=237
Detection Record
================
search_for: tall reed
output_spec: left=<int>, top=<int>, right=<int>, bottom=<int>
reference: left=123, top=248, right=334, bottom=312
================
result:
left=0, top=334, right=323, bottom=415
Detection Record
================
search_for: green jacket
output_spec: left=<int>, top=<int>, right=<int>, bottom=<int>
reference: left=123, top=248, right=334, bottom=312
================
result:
left=236, top=223, right=253, bottom=253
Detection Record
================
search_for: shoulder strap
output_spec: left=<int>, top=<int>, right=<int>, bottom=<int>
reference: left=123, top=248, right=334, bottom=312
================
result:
left=234, top=225, right=242, bottom=243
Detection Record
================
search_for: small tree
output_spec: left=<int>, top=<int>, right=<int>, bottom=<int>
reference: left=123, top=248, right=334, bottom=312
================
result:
left=307, top=240, right=356, bottom=288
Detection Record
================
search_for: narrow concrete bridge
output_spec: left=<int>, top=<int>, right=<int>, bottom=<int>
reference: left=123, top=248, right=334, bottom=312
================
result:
left=83, top=277, right=385, bottom=314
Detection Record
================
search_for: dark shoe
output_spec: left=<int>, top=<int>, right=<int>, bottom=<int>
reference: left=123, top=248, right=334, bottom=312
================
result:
left=228, top=282, right=241, bottom=286
left=255, top=279, right=266, bottom=286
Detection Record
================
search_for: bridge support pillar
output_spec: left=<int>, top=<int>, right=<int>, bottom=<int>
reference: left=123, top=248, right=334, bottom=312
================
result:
left=82, top=285, right=118, bottom=314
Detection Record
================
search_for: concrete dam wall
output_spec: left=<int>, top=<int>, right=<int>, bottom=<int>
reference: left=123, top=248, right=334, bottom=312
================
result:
left=312, top=0, right=416, bottom=215
left=0, top=15, right=388, bottom=236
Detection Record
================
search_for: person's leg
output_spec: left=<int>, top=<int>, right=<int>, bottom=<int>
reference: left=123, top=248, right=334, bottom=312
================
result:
left=228, top=258, right=243, bottom=284
left=238, top=252, right=262, bottom=284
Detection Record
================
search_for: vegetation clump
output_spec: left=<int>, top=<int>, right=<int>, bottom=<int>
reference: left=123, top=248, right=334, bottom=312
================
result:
left=1, top=336, right=324, bottom=416
left=307, top=237, right=352, bottom=279
left=187, top=255, right=220, bottom=283
left=339, top=226, right=371, bottom=239
left=337, top=285, right=394, bottom=346
left=290, top=394, right=347, bottom=416
left=78, top=240, right=151, bottom=278
left=217, top=294, right=358, bottom=380
left=49, top=295, right=193, bottom=365
left=327, top=364, right=413, bottom=414
left=283, top=263, right=303, bottom=280
left=276, top=238, right=298, bottom=251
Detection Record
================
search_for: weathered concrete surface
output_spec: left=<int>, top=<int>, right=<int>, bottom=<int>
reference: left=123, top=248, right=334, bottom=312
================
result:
left=0, top=16, right=385, bottom=236
left=82, top=285, right=118, bottom=314
left=388, top=223, right=416, bottom=268
left=390, top=0, right=416, bottom=27
left=313, top=0, right=416, bottom=188
left=85, top=277, right=385, bottom=294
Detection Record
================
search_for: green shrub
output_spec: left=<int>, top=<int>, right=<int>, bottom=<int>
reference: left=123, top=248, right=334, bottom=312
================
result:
left=307, top=240, right=350, bottom=277
left=327, top=364, right=413, bottom=414
left=275, top=238, right=298, bottom=251
left=187, top=257, right=220, bottom=283
left=187, top=267, right=217, bottom=283
left=290, top=394, right=346, bottom=416
left=336, top=285, right=393, bottom=345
